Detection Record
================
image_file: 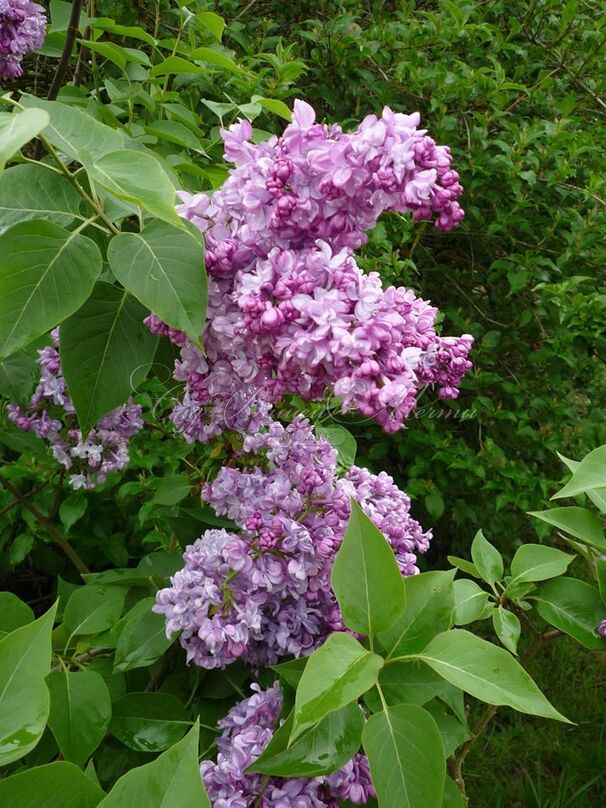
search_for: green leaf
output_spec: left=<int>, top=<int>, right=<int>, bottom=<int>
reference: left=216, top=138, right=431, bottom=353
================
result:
left=529, top=507, right=606, bottom=549
left=451, top=579, right=490, bottom=625
left=442, top=776, right=466, bottom=807
left=110, top=692, right=190, bottom=752
left=47, top=670, right=112, bottom=766
left=0, top=761, right=105, bottom=807
left=20, top=97, right=123, bottom=163
left=316, top=425, right=357, bottom=468
left=552, top=446, right=606, bottom=500
left=190, top=47, right=242, bottom=72
left=77, top=39, right=127, bottom=70
left=536, top=578, right=606, bottom=650
left=253, top=96, right=292, bottom=121
left=0, top=591, right=34, bottom=637
left=0, top=348, right=37, bottom=400
left=63, top=585, right=127, bottom=636
left=197, top=11, right=225, bottom=40
left=0, top=108, right=49, bottom=170
left=90, top=151, right=180, bottom=226
left=59, top=493, right=87, bottom=531
left=149, top=56, right=205, bottom=77
left=89, top=21, right=156, bottom=46
left=492, top=607, right=521, bottom=654
left=0, top=220, right=102, bottom=359
left=113, top=606, right=173, bottom=672
left=248, top=703, right=364, bottom=777
left=107, top=220, right=206, bottom=344
left=60, top=282, right=158, bottom=431
left=376, top=660, right=446, bottom=707
left=9, top=532, right=34, bottom=565
left=419, top=630, right=569, bottom=722
left=596, top=558, right=606, bottom=604
left=331, top=499, right=406, bottom=636
left=557, top=452, right=606, bottom=514
left=0, top=602, right=57, bottom=765
left=99, top=722, right=209, bottom=807
left=470, top=530, right=503, bottom=585
left=447, top=556, right=481, bottom=579
left=145, top=120, right=205, bottom=152
left=272, top=656, right=308, bottom=689
left=363, top=704, right=445, bottom=808
left=291, top=632, right=383, bottom=740
left=510, top=544, right=574, bottom=583
left=379, top=571, right=455, bottom=657
left=151, top=475, right=192, bottom=506
left=424, top=700, right=470, bottom=758
left=83, top=552, right=182, bottom=587
left=0, top=165, right=81, bottom=235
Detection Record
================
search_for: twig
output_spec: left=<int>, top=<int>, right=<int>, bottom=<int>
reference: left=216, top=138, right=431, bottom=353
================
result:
left=144, top=643, right=179, bottom=691
left=48, top=0, right=84, bottom=100
left=447, top=627, right=563, bottom=803
left=0, top=479, right=47, bottom=518
left=0, top=473, right=89, bottom=575
left=253, top=775, right=271, bottom=808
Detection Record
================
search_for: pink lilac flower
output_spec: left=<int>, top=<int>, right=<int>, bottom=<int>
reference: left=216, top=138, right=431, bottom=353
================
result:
left=8, top=330, right=143, bottom=489
left=200, top=683, right=375, bottom=808
left=0, top=0, right=46, bottom=79
left=147, top=101, right=472, bottom=439
left=154, top=416, right=430, bottom=669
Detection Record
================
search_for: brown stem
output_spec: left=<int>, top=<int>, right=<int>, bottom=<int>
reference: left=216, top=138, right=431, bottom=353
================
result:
left=48, top=0, right=83, bottom=100
left=253, top=775, right=271, bottom=808
left=144, top=644, right=179, bottom=692
left=0, top=473, right=89, bottom=575
left=447, top=627, right=563, bottom=802
left=0, top=479, right=47, bottom=518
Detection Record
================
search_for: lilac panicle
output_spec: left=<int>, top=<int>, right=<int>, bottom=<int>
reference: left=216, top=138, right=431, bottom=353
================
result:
left=147, top=100, right=472, bottom=439
left=8, top=330, right=143, bottom=489
left=0, top=0, right=46, bottom=79
left=200, top=682, right=375, bottom=807
left=154, top=416, right=430, bottom=669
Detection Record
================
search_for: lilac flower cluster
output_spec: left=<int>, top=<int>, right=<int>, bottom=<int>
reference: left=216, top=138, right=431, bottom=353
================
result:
left=0, top=0, right=46, bottom=79
left=8, top=330, right=143, bottom=489
left=147, top=100, right=472, bottom=439
left=200, top=683, right=375, bottom=808
left=154, top=416, right=430, bottom=669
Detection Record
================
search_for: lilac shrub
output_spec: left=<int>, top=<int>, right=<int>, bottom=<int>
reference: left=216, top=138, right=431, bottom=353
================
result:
left=0, top=0, right=46, bottom=79
left=200, top=683, right=375, bottom=808
left=8, top=330, right=143, bottom=489
left=154, top=415, right=430, bottom=669
left=147, top=100, right=472, bottom=438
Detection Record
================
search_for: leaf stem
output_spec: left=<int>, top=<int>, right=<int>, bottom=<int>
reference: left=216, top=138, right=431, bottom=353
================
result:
left=39, top=133, right=120, bottom=235
left=0, top=472, right=89, bottom=575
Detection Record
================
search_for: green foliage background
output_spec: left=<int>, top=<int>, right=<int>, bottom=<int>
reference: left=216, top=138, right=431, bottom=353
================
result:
left=0, top=1, right=605, bottom=805
left=215, top=0, right=606, bottom=560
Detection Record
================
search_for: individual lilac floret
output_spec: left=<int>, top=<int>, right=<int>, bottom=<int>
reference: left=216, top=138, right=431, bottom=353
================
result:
left=200, top=682, right=375, bottom=808
left=147, top=101, right=472, bottom=440
left=8, top=330, right=143, bottom=489
left=0, top=0, right=46, bottom=79
left=154, top=416, right=430, bottom=668
left=597, top=619, right=606, bottom=638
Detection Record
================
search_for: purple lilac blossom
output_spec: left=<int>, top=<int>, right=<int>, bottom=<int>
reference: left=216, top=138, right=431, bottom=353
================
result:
left=8, top=329, right=143, bottom=489
left=147, top=100, right=472, bottom=438
left=200, top=682, right=375, bottom=808
left=154, top=416, right=430, bottom=669
left=597, top=619, right=606, bottom=638
left=0, top=0, right=46, bottom=79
